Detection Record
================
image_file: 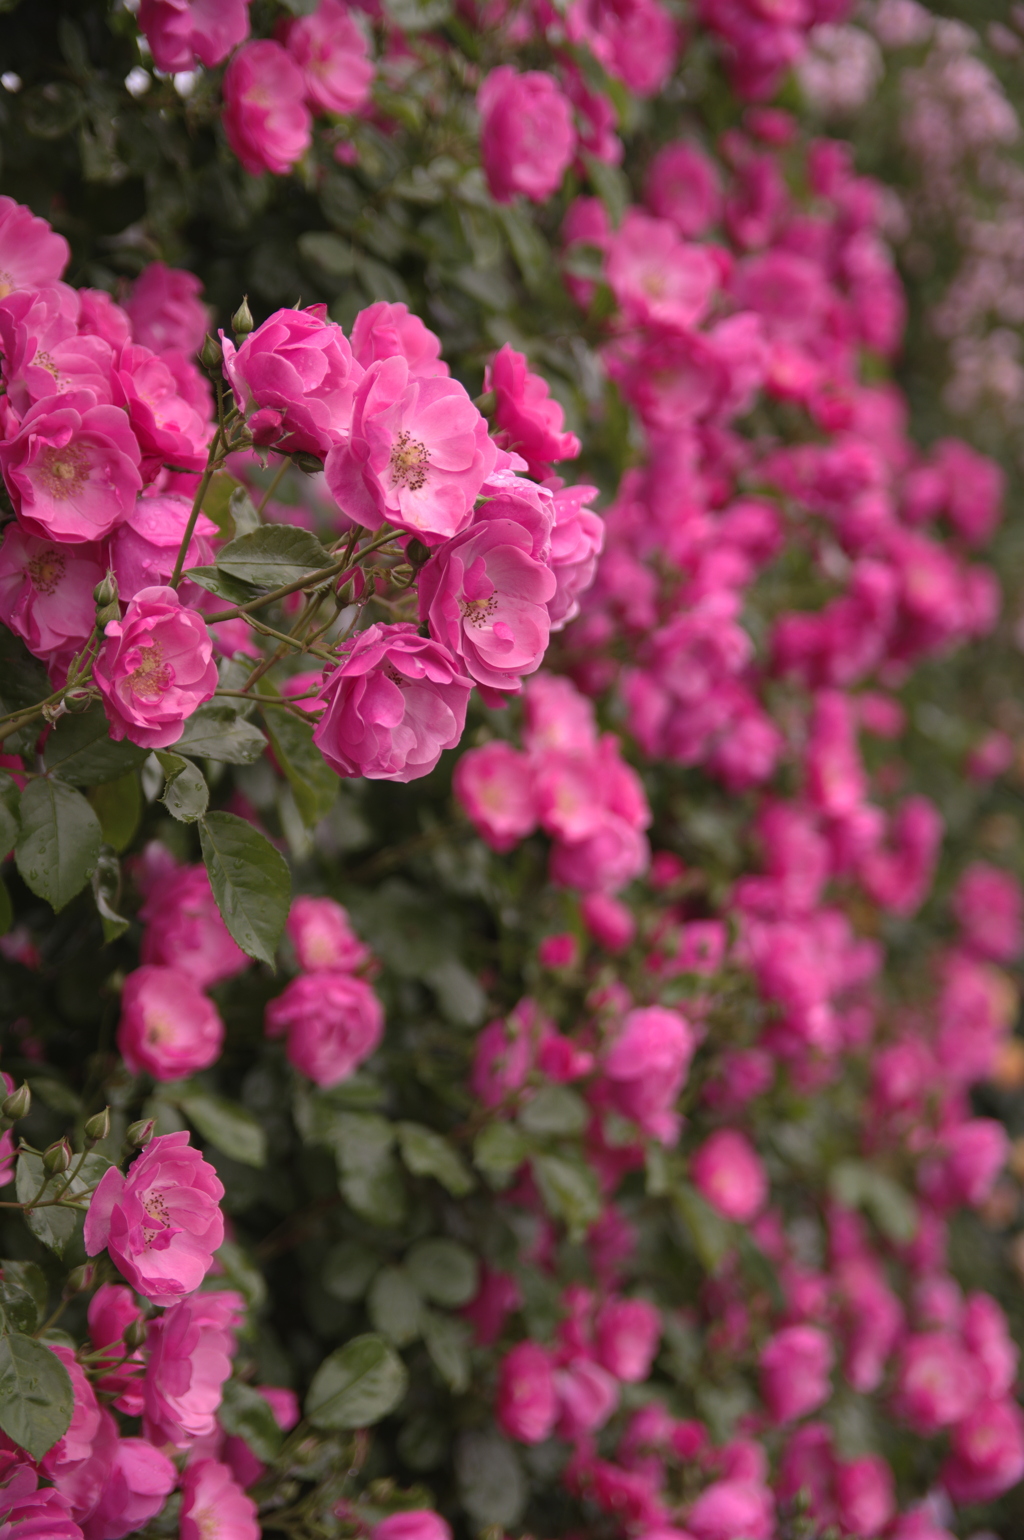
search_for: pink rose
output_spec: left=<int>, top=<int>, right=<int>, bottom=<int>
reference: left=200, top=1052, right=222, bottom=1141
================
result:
left=833, top=1454, right=895, bottom=1539
left=759, top=1325, right=834, bottom=1424
left=919, top=1117, right=1009, bottom=1209
left=565, top=0, right=678, bottom=96
left=496, top=1341, right=558, bottom=1444
left=595, top=1297, right=661, bottom=1382
left=81, top=1438, right=176, bottom=1540
left=690, top=1129, right=768, bottom=1223
left=180, top=1459, right=259, bottom=1540
left=84, top=1131, right=225, bottom=1306
left=953, top=861, right=1023, bottom=962
left=374, top=1514, right=452, bottom=1540
left=143, top=1290, right=244, bottom=1448
left=580, top=892, right=635, bottom=951
left=555, top=1356, right=620, bottom=1439
left=942, top=1397, right=1024, bottom=1504
left=485, top=346, right=580, bottom=479
left=0, top=525, right=105, bottom=664
left=286, top=895, right=371, bottom=972
left=0, top=391, right=142, bottom=543
left=125, top=262, right=210, bottom=357
left=645, top=142, right=722, bottom=237
left=265, top=970, right=383, bottom=1086
left=0, top=1463, right=80, bottom=1539
left=601, top=1005, right=696, bottom=1145
left=0, top=196, right=69, bottom=299
left=686, top=1480, right=773, bottom=1540
left=87, top=1283, right=145, bottom=1416
left=139, top=862, right=249, bottom=989
left=113, top=343, right=211, bottom=478
left=117, top=964, right=225, bottom=1081
left=222, top=304, right=362, bottom=457
left=0, top=284, right=115, bottom=414
left=418, top=509, right=555, bottom=699
left=454, top=741, right=538, bottom=853
left=41, top=1345, right=118, bottom=1521
left=285, top=0, right=374, bottom=116
left=78, top=287, right=133, bottom=349
left=138, top=0, right=251, bottom=72
left=547, top=484, right=604, bottom=631
left=962, top=1292, right=1019, bottom=1399
left=223, top=40, right=312, bottom=177
left=478, top=68, right=576, bottom=204
left=606, top=210, right=718, bottom=333
left=94, top=585, right=218, bottom=750
left=110, top=492, right=217, bottom=602
left=313, top=623, right=472, bottom=782
left=892, top=1332, right=981, bottom=1434
left=351, top=302, right=448, bottom=378
left=325, top=356, right=496, bottom=541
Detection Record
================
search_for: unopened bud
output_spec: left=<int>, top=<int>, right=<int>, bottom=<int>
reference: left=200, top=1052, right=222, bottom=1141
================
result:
left=84, top=1107, right=111, bottom=1143
left=200, top=333, right=223, bottom=373
left=42, top=1138, right=72, bottom=1175
left=474, top=389, right=496, bottom=416
left=291, top=450, right=324, bottom=474
left=1, top=1084, right=31, bottom=1121
left=64, top=1263, right=94, bottom=1296
left=95, top=602, right=121, bottom=630
left=124, top=1118, right=155, bottom=1152
left=64, top=688, right=93, bottom=714
left=405, top=538, right=431, bottom=570
left=93, top=574, right=118, bottom=609
left=123, top=1315, right=147, bottom=1351
left=231, top=296, right=254, bottom=337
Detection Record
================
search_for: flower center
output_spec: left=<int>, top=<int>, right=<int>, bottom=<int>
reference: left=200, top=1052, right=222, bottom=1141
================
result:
left=37, top=442, right=89, bottom=500
left=26, top=547, right=66, bottom=596
left=461, top=595, right=498, bottom=628
left=389, top=430, right=430, bottom=491
left=130, top=641, right=172, bottom=699
left=196, top=1508, right=219, bottom=1540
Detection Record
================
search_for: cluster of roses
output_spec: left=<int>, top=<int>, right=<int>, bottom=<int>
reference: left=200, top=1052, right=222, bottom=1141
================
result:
left=446, top=80, right=1024, bottom=1540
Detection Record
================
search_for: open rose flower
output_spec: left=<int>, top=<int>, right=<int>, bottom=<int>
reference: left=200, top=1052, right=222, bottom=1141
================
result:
left=313, top=622, right=472, bottom=781
left=351, top=301, right=448, bottom=378
left=125, top=261, right=210, bottom=356
left=113, top=343, right=211, bottom=478
left=485, top=345, right=581, bottom=479
left=223, top=40, right=312, bottom=177
left=222, top=304, right=362, bottom=457
left=138, top=0, right=252, bottom=73
left=117, top=964, right=225, bottom=1082
left=284, top=0, right=374, bottom=116
left=0, top=390, right=142, bottom=543
left=0, top=525, right=105, bottom=665
left=143, top=1291, right=245, bottom=1449
left=180, top=1460, right=259, bottom=1540
left=84, top=1438, right=176, bottom=1540
left=110, top=492, right=217, bottom=602
left=94, top=585, right=218, bottom=750
left=325, top=356, right=496, bottom=540
left=265, top=970, right=384, bottom=1086
left=84, top=1131, right=225, bottom=1306
left=0, top=284, right=115, bottom=414
left=139, top=862, right=248, bottom=989
left=0, top=194, right=69, bottom=299
left=478, top=67, right=576, bottom=204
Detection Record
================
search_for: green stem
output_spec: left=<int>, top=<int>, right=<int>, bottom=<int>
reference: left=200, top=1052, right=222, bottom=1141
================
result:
left=256, top=457, right=290, bottom=516
left=169, top=427, right=223, bottom=589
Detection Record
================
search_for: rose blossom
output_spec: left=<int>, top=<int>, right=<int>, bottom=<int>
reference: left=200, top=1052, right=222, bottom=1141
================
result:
left=606, top=210, right=719, bottom=333
left=286, top=894, right=371, bottom=972
left=117, top=964, right=225, bottom=1082
left=645, top=142, right=722, bottom=237
left=565, top=0, right=678, bottom=97
left=143, top=1290, right=244, bottom=1448
left=485, top=345, right=581, bottom=479
left=0, top=391, right=142, bottom=544
left=87, top=1284, right=145, bottom=1416
left=478, top=68, right=576, bottom=204
left=313, top=623, right=472, bottom=782
left=222, top=304, right=362, bottom=457
left=0, top=525, right=104, bottom=664
left=180, top=1459, right=259, bottom=1540
left=374, top=1513, right=452, bottom=1540
left=548, top=484, right=604, bottom=630
left=265, top=970, right=384, bottom=1086
left=942, top=1397, right=1024, bottom=1504
left=351, top=302, right=448, bottom=378
left=223, top=40, right=312, bottom=178
left=84, top=1131, right=225, bottom=1306
left=595, top=1297, right=661, bottom=1382
left=139, top=863, right=248, bottom=989
left=601, top=1006, right=696, bottom=1145
left=125, top=261, right=210, bottom=356
left=690, top=1129, right=768, bottom=1223
left=0, top=284, right=115, bottom=414
left=555, top=1356, right=620, bottom=1439
left=138, top=0, right=251, bottom=72
left=42, top=1345, right=118, bottom=1521
left=892, top=1332, right=981, bottom=1434
left=113, top=343, right=210, bottom=478
left=0, top=1462, right=80, bottom=1539
left=110, top=492, right=217, bottom=601
left=760, top=1325, right=834, bottom=1424
left=325, top=356, right=496, bottom=540
left=496, top=1341, right=558, bottom=1443
left=285, top=0, right=374, bottom=115
left=0, top=196, right=69, bottom=298
left=94, top=585, right=218, bottom=750
left=453, top=741, right=538, bottom=853
left=82, top=1438, right=176, bottom=1540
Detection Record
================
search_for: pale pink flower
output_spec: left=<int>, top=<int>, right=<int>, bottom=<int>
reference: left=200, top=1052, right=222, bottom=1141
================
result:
left=325, top=356, right=496, bottom=540
left=0, top=391, right=142, bottom=544
left=265, top=970, right=384, bottom=1087
left=180, top=1459, right=259, bottom=1540
left=144, top=1291, right=245, bottom=1448
left=285, top=0, right=374, bottom=116
left=94, top=585, right=218, bottom=750
left=223, top=41, right=312, bottom=177
left=313, top=623, right=472, bottom=782
left=82, top=1438, right=176, bottom=1540
left=222, top=304, right=362, bottom=457
left=351, top=302, right=448, bottom=378
left=454, top=741, right=538, bottom=853
left=606, top=211, right=718, bottom=333
left=0, top=196, right=69, bottom=299
left=0, top=525, right=104, bottom=663
left=286, top=895, right=371, bottom=972
left=84, top=1131, right=225, bottom=1306
left=478, top=67, right=576, bottom=204
left=117, top=964, right=225, bottom=1081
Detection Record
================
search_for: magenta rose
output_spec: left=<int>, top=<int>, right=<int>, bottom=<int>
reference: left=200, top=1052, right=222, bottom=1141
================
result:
left=84, top=1131, right=225, bottom=1306
left=87, top=1283, right=145, bottom=1415
left=84, top=1437, right=176, bottom=1540
left=606, top=209, right=718, bottom=333
left=265, top=970, right=384, bottom=1087
left=41, top=1344, right=118, bottom=1522
left=125, top=261, right=210, bottom=356
left=113, top=342, right=211, bottom=478
left=117, top=964, right=225, bottom=1082
left=478, top=67, right=576, bottom=204
left=0, top=283, right=115, bottom=414
left=138, top=0, right=251, bottom=72
left=284, top=0, right=374, bottom=116
left=325, top=356, right=496, bottom=541
left=94, top=585, right=218, bottom=750
left=286, top=895, right=371, bottom=972
left=548, top=484, right=604, bottom=630
left=180, top=1460, right=259, bottom=1540
left=0, top=194, right=69, bottom=299
left=313, top=623, right=472, bottom=782
left=0, top=1465, right=80, bottom=1539
left=110, top=492, right=217, bottom=602
left=374, top=1513, right=452, bottom=1540
left=351, top=301, right=449, bottom=378
left=496, top=1341, right=558, bottom=1444
left=143, top=1290, right=244, bottom=1448
left=418, top=507, right=556, bottom=700
left=0, top=390, right=142, bottom=543
left=139, top=862, right=248, bottom=989
left=760, top=1325, right=835, bottom=1425
left=453, top=741, right=538, bottom=853
left=222, top=303, right=362, bottom=457
left=485, top=345, right=581, bottom=479
left=595, top=1297, right=661, bottom=1383
left=689, top=1129, right=768, bottom=1223
left=223, top=40, right=312, bottom=177
left=0, top=524, right=105, bottom=665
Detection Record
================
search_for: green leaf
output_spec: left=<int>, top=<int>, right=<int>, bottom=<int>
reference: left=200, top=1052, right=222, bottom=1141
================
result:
left=261, top=706, right=338, bottom=827
left=87, top=771, right=141, bottom=852
left=473, top=1122, right=527, bottom=1190
left=15, top=1152, right=110, bottom=1258
left=421, top=1308, right=471, bottom=1394
left=305, top=1334, right=408, bottom=1430
left=155, top=753, right=209, bottom=823
left=215, top=1241, right=268, bottom=1313
left=229, top=486, right=262, bottom=538
left=396, top=1122, right=475, bottom=1197
left=91, top=847, right=129, bottom=944
left=217, top=525, right=333, bottom=590
left=368, top=1266, right=422, bottom=1347
left=184, top=566, right=261, bottom=606
left=43, top=706, right=149, bottom=786
left=174, top=1086, right=267, bottom=1168
left=323, top=1241, right=381, bottom=1302
left=15, top=778, right=102, bottom=913
left=201, top=472, right=246, bottom=538
left=382, top=0, right=451, bottom=29
left=200, top=811, right=291, bottom=966
left=455, top=1431, right=527, bottom=1527
left=532, top=1153, right=602, bottom=1241
left=176, top=705, right=268, bottom=764
left=496, top=206, right=550, bottom=295
left=299, top=231, right=355, bottom=277
left=673, top=1182, right=734, bottom=1273
left=405, top=1238, right=478, bottom=1308
left=0, top=772, right=20, bottom=859
left=829, top=1160, right=918, bottom=1244
left=0, top=624, right=50, bottom=713
left=331, top=1112, right=406, bottom=1228
left=0, top=1261, right=48, bottom=1334
left=0, top=1332, right=74, bottom=1459
left=218, top=1379, right=283, bottom=1462
left=583, top=152, right=629, bottom=226
left=519, top=1085, right=588, bottom=1138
